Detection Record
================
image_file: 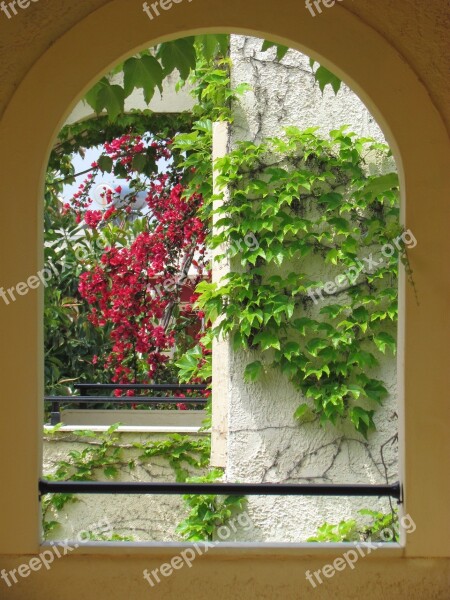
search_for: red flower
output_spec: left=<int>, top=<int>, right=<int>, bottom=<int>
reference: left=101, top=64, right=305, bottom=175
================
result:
left=84, top=210, right=102, bottom=230
left=71, top=134, right=210, bottom=389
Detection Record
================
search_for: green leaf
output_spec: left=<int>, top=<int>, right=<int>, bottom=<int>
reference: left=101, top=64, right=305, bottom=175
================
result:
left=352, top=306, right=369, bottom=322
left=279, top=356, right=298, bottom=378
left=261, top=40, right=290, bottom=61
left=348, top=350, right=379, bottom=369
left=283, top=342, right=300, bottom=360
left=304, top=365, right=330, bottom=380
left=195, top=34, right=229, bottom=59
left=106, top=423, right=121, bottom=435
left=104, top=466, right=118, bottom=479
left=132, top=153, right=147, bottom=173
left=328, top=217, right=351, bottom=235
left=373, top=332, right=396, bottom=355
left=318, top=192, right=342, bottom=210
left=96, top=83, right=125, bottom=121
left=84, top=78, right=107, bottom=113
left=123, top=55, right=164, bottom=103
left=193, top=119, right=213, bottom=134
left=232, top=330, right=245, bottom=350
left=341, top=237, right=359, bottom=255
left=320, top=304, right=344, bottom=319
left=253, top=330, right=281, bottom=351
left=363, top=379, right=388, bottom=404
left=244, top=361, right=263, bottom=382
left=293, top=317, right=317, bottom=336
left=325, top=249, right=340, bottom=265
left=196, top=34, right=225, bottom=62
left=313, top=65, right=342, bottom=95
left=360, top=173, right=399, bottom=202
left=306, top=338, right=329, bottom=357
left=350, top=407, right=376, bottom=439
left=346, top=384, right=365, bottom=399
left=294, top=403, right=310, bottom=421
left=97, top=154, right=113, bottom=173
left=317, top=346, right=338, bottom=362
left=158, top=38, right=196, bottom=80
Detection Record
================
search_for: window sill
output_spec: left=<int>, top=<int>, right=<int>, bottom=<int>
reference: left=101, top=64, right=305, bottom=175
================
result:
left=39, top=540, right=405, bottom=557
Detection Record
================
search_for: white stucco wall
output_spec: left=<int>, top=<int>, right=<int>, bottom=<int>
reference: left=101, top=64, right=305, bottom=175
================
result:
left=212, top=35, right=399, bottom=542
left=43, top=426, right=209, bottom=543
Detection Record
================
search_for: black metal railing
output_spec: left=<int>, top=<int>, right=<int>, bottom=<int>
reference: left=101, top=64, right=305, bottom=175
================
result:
left=44, top=382, right=208, bottom=425
left=42, top=382, right=402, bottom=504
left=38, top=479, right=402, bottom=501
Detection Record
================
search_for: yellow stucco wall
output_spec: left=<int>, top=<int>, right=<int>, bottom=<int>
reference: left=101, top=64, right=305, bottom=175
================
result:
left=0, top=0, right=449, bottom=597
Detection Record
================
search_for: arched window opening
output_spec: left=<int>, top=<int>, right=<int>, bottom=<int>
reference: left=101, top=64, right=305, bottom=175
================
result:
left=41, top=33, right=406, bottom=546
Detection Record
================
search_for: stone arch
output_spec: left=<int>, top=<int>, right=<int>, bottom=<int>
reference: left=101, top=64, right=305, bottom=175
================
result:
left=0, top=0, right=448, bottom=559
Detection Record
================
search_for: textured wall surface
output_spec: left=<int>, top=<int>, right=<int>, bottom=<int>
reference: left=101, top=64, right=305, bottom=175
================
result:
left=0, top=0, right=448, bottom=130
left=217, top=36, right=398, bottom=542
left=0, top=553, right=448, bottom=600
left=43, top=429, right=208, bottom=542
left=230, top=36, right=393, bottom=144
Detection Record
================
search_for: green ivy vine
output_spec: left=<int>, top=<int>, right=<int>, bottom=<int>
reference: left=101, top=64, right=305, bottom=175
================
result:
left=42, top=424, right=243, bottom=542
left=177, top=469, right=247, bottom=542
left=307, top=508, right=399, bottom=543
left=195, top=126, right=405, bottom=438
left=139, top=39, right=407, bottom=439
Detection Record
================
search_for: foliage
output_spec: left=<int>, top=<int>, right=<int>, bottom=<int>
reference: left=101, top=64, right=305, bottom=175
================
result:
left=48, top=423, right=125, bottom=481
left=51, top=112, right=194, bottom=172
left=307, top=508, right=399, bottom=542
left=44, top=172, right=113, bottom=394
left=43, top=44, right=245, bottom=544
left=41, top=493, right=77, bottom=536
left=42, top=423, right=125, bottom=534
left=70, top=133, right=208, bottom=389
left=134, top=433, right=210, bottom=482
left=195, top=126, right=402, bottom=437
left=307, top=517, right=359, bottom=542
left=44, top=39, right=244, bottom=395
left=83, top=36, right=270, bottom=122
left=176, top=469, right=247, bottom=541
left=45, top=112, right=196, bottom=394
left=175, top=338, right=213, bottom=383
left=82, top=34, right=342, bottom=123
left=45, top=33, right=344, bottom=395
left=42, top=424, right=244, bottom=542
left=78, top=531, right=135, bottom=542
left=309, top=59, right=342, bottom=94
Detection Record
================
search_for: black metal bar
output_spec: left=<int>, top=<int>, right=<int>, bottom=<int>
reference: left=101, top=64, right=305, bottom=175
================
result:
left=44, top=396, right=207, bottom=405
left=74, top=383, right=207, bottom=391
left=38, top=479, right=402, bottom=501
left=50, top=401, right=60, bottom=425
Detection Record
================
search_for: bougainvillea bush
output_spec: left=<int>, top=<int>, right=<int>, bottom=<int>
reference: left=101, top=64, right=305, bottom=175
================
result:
left=66, top=133, right=210, bottom=396
left=74, top=134, right=207, bottom=394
